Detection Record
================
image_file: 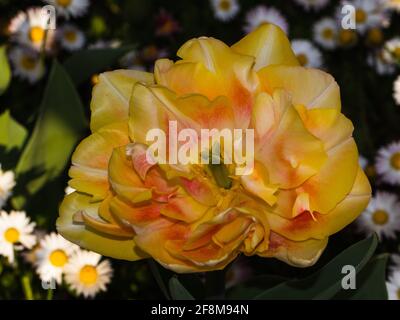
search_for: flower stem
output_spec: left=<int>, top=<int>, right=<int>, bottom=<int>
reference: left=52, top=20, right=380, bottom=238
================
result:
left=21, top=274, right=34, bottom=300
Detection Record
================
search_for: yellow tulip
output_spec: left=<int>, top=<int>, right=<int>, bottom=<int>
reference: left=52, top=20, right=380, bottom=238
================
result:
left=57, top=24, right=371, bottom=272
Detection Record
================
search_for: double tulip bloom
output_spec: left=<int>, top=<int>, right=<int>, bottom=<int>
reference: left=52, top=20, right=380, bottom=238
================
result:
left=58, top=24, right=371, bottom=273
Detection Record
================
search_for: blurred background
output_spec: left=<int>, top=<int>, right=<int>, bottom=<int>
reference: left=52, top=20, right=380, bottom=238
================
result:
left=0, top=0, right=400, bottom=300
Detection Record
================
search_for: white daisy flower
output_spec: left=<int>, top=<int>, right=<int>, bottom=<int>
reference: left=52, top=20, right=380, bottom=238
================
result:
left=385, top=0, right=400, bottom=12
left=42, top=0, right=89, bottom=19
left=394, top=76, right=400, bottom=105
left=35, top=232, right=78, bottom=284
left=0, top=210, right=36, bottom=263
left=0, top=167, right=15, bottom=209
left=9, top=47, right=45, bottom=84
left=338, top=0, right=388, bottom=34
left=376, top=141, right=400, bottom=184
left=244, top=5, right=289, bottom=34
left=64, top=250, right=113, bottom=298
left=387, top=270, right=400, bottom=300
left=384, top=37, right=400, bottom=64
left=8, top=7, right=55, bottom=52
left=57, top=24, right=85, bottom=51
left=291, top=39, right=323, bottom=68
left=294, top=0, right=330, bottom=11
left=210, top=0, right=240, bottom=22
left=367, top=49, right=396, bottom=75
left=389, top=254, right=400, bottom=272
left=313, top=17, right=339, bottom=50
left=356, top=192, right=400, bottom=239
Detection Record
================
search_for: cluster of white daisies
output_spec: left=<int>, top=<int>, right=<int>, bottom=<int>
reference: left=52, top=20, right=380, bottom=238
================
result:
left=210, top=0, right=400, bottom=105
left=0, top=166, right=112, bottom=298
left=357, top=143, right=400, bottom=300
left=7, top=0, right=89, bottom=84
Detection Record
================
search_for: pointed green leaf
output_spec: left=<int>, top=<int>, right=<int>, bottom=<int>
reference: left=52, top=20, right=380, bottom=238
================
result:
left=13, top=60, right=87, bottom=208
left=169, top=276, right=195, bottom=300
left=254, top=234, right=378, bottom=300
left=0, top=110, right=27, bottom=151
left=0, top=46, right=11, bottom=95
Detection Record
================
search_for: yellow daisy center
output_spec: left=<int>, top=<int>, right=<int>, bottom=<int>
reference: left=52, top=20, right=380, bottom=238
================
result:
left=57, top=0, right=72, bottom=7
left=219, top=0, right=231, bottom=11
left=4, top=227, right=20, bottom=244
left=339, top=29, right=356, bottom=45
left=297, top=53, right=308, bottom=66
left=322, top=28, right=334, bottom=40
left=372, top=209, right=389, bottom=225
left=355, top=9, right=367, bottom=24
left=79, top=265, right=98, bottom=285
left=29, top=26, right=45, bottom=44
left=49, top=249, right=68, bottom=267
left=393, top=47, right=400, bottom=60
left=367, top=28, right=383, bottom=45
left=64, top=30, right=77, bottom=43
left=21, top=56, right=36, bottom=70
left=390, top=153, right=400, bottom=170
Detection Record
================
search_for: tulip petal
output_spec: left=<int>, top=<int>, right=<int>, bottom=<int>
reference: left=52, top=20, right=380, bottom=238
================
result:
left=91, top=69, right=154, bottom=132
left=261, top=232, right=328, bottom=267
left=256, top=90, right=327, bottom=189
left=259, top=66, right=341, bottom=111
left=231, top=23, right=299, bottom=70
left=267, top=167, right=371, bottom=241
left=155, top=37, right=259, bottom=129
left=57, top=192, right=147, bottom=261
left=69, top=121, right=129, bottom=201
left=301, top=138, right=359, bottom=214
left=108, top=146, right=153, bottom=204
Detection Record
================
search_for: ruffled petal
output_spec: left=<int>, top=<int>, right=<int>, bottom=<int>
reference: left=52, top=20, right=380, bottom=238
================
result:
left=261, top=232, right=328, bottom=267
left=91, top=70, right=154, bottom=132
left=69, top=122, right=129, bottom=201
left=57, top=192, right=147, bottom=261
left=266, top=167, right=371, bottom=241
left=259, top=66, right=341, bottom=111
left=231, top=23, right=299, bottom=71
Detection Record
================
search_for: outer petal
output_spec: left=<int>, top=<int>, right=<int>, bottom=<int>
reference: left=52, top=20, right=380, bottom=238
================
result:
left=259, top=66, right=341, bottom=111
left=155, top=37, right=259, bottom=129
left=267, top=167, right=371, bottom=241
left=261, top=232, right=328, bottom=267
left=91, top=69, right=154, bottom=132
left=231, top=23, right=299, bottom=71
left=57, top=192, right=147, bottom=261
left=300, top=138, right=359, bottom=214
left=255, top=90, right=327, bottom=189
left=68, top=122, right=129, bottom=201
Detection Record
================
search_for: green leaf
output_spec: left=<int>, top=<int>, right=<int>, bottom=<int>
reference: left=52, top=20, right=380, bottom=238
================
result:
left=334, top=254, right=388, bottom=300
left=63, top=46, right=134, bottom=85
left=148, top=260, right=171, bottom=300
left=13, top=60, right=87, bottom=208
left=169, top=276, right=195, bottom=300
left=227, top=275, right=287, bottom=299
left=0, top=46, right=11, bottom=95
left=254, top=234, right=378, bottom=300
left=0, top=110, right=27, bottom=151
